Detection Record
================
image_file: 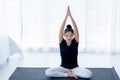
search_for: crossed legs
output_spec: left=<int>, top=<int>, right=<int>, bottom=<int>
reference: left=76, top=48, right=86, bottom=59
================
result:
left=45, top=66, right=92, bottom=79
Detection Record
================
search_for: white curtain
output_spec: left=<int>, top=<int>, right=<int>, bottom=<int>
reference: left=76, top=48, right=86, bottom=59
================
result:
left=0, top=0, right=120, bottom=53
left=0, top=0, right=21, bottom=44
left=85, top=0, right=112, bottom=53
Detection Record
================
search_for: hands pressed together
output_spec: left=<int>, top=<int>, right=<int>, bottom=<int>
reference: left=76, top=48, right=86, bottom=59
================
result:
left=66, top=6, right=72, bottom=17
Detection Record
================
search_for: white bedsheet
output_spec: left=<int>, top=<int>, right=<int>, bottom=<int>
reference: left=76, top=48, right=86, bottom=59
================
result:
left=0, top=35, right=22, bottom=65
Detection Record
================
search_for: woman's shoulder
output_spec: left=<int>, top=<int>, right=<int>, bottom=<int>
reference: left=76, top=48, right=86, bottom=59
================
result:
left=59, top=38, right=65, bottom=45
left=72, top=38, right=79, bottom=44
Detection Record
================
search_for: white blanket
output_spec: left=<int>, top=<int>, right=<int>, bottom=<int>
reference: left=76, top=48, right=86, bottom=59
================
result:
left=0, top=35, right=22, bottom=65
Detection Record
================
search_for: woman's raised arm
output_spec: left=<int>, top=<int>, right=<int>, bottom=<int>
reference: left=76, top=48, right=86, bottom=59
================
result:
left=68, top=7, right=79, bottom=42
left=59, top=7, right=69, bottom=43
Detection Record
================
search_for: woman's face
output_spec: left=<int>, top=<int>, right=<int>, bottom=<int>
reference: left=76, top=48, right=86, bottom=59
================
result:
left=64, top=31, right=74, bottom=42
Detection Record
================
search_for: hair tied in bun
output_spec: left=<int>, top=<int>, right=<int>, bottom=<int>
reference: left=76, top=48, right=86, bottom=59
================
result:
left=67, top=24, right=72, bottom=29
left=65, top=24, right=74, bottom=34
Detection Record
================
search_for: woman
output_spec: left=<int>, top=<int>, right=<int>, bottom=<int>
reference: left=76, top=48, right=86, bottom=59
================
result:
left=45, top=6, right=92, bottom=79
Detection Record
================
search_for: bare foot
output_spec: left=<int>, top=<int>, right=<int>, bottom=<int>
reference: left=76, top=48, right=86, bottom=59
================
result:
left=67, top=70, right=78, bottom=79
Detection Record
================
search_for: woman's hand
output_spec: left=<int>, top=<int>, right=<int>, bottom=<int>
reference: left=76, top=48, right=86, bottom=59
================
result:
left=67, top=6, right=71, bottom=17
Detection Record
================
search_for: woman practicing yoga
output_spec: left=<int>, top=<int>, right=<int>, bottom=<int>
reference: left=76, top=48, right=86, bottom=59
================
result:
left=45, top=6, right=92, bottom=79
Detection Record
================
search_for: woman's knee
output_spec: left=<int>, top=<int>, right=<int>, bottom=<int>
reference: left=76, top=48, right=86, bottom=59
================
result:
left=83, top=70, right=92, bottom=78
left=73, top=67, right=93, bottom=78
left=45, top=69, right=52, bottom=77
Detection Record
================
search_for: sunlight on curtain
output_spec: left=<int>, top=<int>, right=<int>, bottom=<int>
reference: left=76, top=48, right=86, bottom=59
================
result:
left=21, top=0, right=43, bottom=49
left=0, top=0, right=120, bottom=53
left=21, top=0, right=85, bottom=52
left=0, top=0, right=21, bottom=45
left=0, top=0, right=5, bottom=34
left=84, top=0, right=112, bottom=53
left=112, top=0, right=120, bottom=53
left=21, top=0, right=120, bottom=53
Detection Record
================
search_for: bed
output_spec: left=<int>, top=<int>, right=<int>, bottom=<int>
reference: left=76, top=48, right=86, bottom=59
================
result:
left=0, top=35, right=22, bottom=66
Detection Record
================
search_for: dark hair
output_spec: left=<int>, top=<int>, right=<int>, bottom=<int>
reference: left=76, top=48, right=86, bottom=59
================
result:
left=65, top=24, right=74, bottom=34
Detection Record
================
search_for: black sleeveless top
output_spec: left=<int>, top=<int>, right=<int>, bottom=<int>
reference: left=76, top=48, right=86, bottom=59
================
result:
left=60, top=38, right=79, bottom=69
